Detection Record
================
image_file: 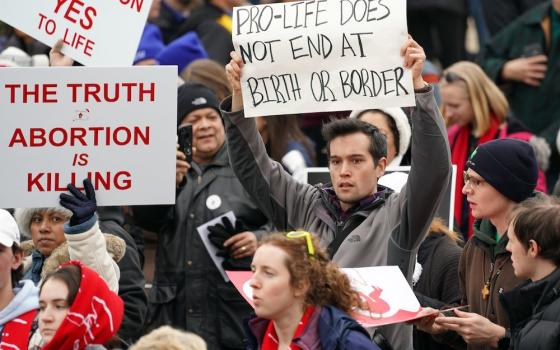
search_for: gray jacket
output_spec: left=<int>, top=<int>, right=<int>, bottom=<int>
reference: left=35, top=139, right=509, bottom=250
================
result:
left=220, top=88, right=451, bottom=350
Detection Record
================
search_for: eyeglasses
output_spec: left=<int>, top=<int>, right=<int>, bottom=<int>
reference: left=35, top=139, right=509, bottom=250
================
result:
left=463, top=171, right=485, bottom=189
left=286, top=231, right=315, bottom=257
left=442, top=71, right=465, bottom=84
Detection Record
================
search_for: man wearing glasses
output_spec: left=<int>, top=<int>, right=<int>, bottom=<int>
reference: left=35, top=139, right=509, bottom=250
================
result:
left=221, top=38, right=451, bottom=350
left=416, top=138, right=540, bottom=350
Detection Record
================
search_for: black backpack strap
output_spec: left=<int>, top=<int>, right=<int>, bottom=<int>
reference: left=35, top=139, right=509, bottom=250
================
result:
left=327, top=215, right=364, bottom=258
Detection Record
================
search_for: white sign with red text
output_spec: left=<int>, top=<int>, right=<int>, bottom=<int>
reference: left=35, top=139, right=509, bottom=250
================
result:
left=0, top=0, right=153, bottom=66
left=227, top=265, right=421, bottom=327
left=233, top=0, right=414, bottom=117
left=0, top=66, right=177, bottom=208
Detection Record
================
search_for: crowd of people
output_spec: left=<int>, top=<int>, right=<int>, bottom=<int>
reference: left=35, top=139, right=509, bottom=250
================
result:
left=1, top=0, right=560, bottom=349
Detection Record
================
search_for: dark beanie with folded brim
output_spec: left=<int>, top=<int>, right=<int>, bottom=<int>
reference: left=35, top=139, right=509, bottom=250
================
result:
left=467, top=138, right=538, bottom=203
left=177, top=83, right=220, bottom=127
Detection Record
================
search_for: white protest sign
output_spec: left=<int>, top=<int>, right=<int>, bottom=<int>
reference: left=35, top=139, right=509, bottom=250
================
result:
left=232, top=0, right=414, bottom=117
left=227, top=265, right=421, bottom=327
left=0, top=0, right=153, bottom=66
left=0, top=66, right=177, bottom=208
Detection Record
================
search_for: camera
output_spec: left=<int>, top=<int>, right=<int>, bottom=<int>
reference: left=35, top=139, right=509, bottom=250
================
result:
left=178, top=124, right=193, bottom=163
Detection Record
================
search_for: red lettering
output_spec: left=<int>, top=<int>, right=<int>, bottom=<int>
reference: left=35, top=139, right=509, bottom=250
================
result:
left=28, top=173, right=45, bottom=192
left=27, top=171, right=132, bottom=192
left=30, top=128, right=46, bottom=147
left=114, top=171, right=132, bottom=190
left=81, top=6, right=97, bottom=30
left=43, top=84, right=58, bottom=103
left=64, top=0, right=84, bottom=24
left=67, top=83, right=81, bottom=102
left=70, top=127, right=87, bottom=146
left=49, top=127, right=68, bottom=146
left=85, top=83, right=101, bottom=102
left=54, top=0, right=68, bottom=14
left=8, top=129, right=27, bottom=147
left=139, top=82, right=155, bottom=102
left=5, top=84, right=20, bottom=103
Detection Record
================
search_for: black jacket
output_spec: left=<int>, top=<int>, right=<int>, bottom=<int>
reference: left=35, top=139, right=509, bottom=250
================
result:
left=133, top=145, right=271, bottom=350
left=414, top=233, right=464, bottom=350
left=98, top=206, right=148, bottom=347
left=500, top=267, right=560, bottom=350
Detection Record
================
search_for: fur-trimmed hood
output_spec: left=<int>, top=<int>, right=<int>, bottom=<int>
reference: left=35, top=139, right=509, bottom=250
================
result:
left=14, top=207, right=72, bottom=239
left=21, top=233, right=126, bottom=281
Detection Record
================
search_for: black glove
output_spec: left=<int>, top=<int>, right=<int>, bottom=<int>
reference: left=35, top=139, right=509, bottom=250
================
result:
left=207, top=217, right=246, bottom=250
left=207, top=217, right=251, bottom=270
left=207, top=216, right=235, bottom=254
left=59, top=178, right=97, bottom=227
left=222, top=256, right=252, bottom=271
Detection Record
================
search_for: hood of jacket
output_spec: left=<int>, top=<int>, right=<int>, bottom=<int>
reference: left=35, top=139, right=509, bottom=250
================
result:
left=472, top=219, right=509, bottom=259
left=20, top=233, right=126, bottom=282
left=0, top=279, right=38, bottom=328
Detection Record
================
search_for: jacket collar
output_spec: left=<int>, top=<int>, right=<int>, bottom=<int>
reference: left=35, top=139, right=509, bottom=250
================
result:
left=472, top=219, right=510, bottom=259
left=501, top=267, right=560, bottom=328
left=320, top=185, right=392, bottom=222
left=522, top=2, right=551, bottom=25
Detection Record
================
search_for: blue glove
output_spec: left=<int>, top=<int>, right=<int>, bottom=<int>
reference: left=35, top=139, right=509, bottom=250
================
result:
left=59, top=178, right=97, bottom=227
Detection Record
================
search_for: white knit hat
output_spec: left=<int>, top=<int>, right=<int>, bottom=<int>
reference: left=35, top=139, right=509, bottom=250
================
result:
left=14, top=207, right=72, bottom=239
left=349, top=107, right=411, bottom=167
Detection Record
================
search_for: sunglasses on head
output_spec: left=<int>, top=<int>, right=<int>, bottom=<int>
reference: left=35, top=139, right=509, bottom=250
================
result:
left=442, top=71, right=465, bottom=83
left=286, top=230, right=315, bottom=257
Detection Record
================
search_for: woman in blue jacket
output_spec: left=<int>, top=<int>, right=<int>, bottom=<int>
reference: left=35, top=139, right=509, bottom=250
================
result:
left=246, top=231, right=381, bottom=350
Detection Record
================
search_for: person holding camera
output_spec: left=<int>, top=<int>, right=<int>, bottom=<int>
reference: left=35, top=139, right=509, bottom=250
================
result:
left=133, top=83, right=272, bottom=350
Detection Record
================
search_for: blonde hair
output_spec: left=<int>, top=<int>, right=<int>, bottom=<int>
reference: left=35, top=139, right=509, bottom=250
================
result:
left=130, top=326, right=207, bottom=350
left=181, top=59, right=232, bottom=101
left=440, top=61, right=509, bottom=137
left=428, top=217, right=463, bottom=243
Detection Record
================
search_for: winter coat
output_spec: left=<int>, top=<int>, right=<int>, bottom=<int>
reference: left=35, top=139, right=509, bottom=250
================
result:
left=414, top=233, right=464, bottom=350
left=481, top=0, right=548, bottom=36
left=500, top=267, right=560, bottom=350
left=478, top=2, right=560, bottom=186
left=21, top=215, right=125, bottom=292
left=436, top=219, right=524, bottom=350
left=220, top=87, right=451, bottom=350
left=133, top=144, right=272, bottom=350
left=245, top=306, right=381, bottom=350
left=98, top=206, right=148, bottom=346
left=0, top=280, right=39, bottom=347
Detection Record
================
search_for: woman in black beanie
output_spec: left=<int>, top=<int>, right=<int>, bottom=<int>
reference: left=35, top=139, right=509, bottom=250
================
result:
left=415, top=138, right=539, bottom=350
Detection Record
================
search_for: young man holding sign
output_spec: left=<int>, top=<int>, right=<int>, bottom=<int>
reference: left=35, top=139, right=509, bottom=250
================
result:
left=221, top=37, right=451, bottom=349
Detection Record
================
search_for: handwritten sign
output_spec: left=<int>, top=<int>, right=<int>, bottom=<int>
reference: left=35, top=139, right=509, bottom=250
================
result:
left=232, top=0, right=414, bottom=117
left=227, top=265, right=422, bottom=327
left=0, top=66, right=177, bottom=208
left=0, top=0, right=153, bottom=66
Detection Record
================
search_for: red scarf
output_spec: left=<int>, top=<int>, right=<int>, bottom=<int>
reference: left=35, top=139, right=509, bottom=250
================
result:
left=0, top=309, right=37, bottom=350
left=42, top=261, right=124, bottom=350
left=450, top=117, right=500, bottom=239
left=261, top=306, right=315, bottom=350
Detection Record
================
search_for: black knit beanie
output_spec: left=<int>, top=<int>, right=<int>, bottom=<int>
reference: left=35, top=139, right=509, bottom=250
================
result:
left=177, top=83, right=220, bottom=127
left=467, top=138, right=538, bottom=203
